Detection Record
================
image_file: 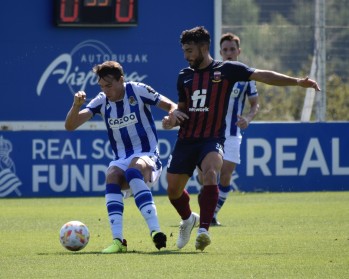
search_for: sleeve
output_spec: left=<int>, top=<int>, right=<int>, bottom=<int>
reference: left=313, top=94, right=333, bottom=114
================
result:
left=247, top=80, right=258, bottom=98
left=225, top=61, right=255, bottom=82
left=133, top=82, right=161, bottom=106
left=86, top=92, right=105, bottom=116
left=177, top=69, right=187, bottom=103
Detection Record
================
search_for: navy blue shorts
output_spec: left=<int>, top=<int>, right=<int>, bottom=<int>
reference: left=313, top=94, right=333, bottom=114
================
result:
left=167, top=139, right=224, bottom=177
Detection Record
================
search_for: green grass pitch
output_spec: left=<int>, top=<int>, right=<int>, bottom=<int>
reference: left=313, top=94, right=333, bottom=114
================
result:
left=0, top=192, right=348, bottom=278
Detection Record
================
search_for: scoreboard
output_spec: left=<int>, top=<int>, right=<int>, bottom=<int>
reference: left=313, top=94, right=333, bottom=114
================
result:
left=55, top=0, right=138, bottom=27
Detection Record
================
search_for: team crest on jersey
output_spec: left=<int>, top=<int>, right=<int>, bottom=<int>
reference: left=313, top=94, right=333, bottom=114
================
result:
left=212, top=71, right=222, bottom=83
left=129, top=96, right=138, bottom=106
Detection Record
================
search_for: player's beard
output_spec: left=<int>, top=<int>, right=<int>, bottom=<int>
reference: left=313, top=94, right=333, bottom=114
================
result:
left=189, top=51, right=205, bottom=70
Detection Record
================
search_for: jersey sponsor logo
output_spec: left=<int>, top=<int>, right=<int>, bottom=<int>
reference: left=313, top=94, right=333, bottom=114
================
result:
left=108, top=112, right=138, bottom=129
left=188, top=107, right=209, bottom=112
left=189, top=89, right=209, bottom=112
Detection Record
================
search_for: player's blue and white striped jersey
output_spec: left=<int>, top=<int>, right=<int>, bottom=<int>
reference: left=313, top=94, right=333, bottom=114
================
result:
left=87, top=81, right=162, bottom=160
left=225, top=81, right=258, bottom=138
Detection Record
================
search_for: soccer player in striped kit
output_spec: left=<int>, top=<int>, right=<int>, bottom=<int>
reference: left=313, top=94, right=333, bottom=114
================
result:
left=65, top=61, right=186, bottom=253
left=196, top=32, right=259, bottom=226
left=163, top=26, right=320, bottom=251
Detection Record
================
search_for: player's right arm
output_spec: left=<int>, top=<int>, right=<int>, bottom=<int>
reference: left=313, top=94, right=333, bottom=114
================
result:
left=65, top=91, right=93, bottom=131
left=236, top=95, right=259, bottom=129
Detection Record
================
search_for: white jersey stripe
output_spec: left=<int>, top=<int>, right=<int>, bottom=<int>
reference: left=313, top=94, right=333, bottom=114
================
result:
left=226, top=81, right=258, bottom=138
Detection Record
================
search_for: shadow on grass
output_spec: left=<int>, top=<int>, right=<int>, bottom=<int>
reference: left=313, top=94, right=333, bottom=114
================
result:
left=168, top=225, right=225, bottom=228
left=125, top=249, right=200, bottom=255
left=38, top=249, right=204, bottom=256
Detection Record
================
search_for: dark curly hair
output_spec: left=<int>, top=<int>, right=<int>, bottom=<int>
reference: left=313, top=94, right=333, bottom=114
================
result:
left=180, top=26, right=211, bottom=47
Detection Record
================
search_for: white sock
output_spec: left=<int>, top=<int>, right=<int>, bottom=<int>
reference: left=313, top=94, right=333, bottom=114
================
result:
left=126, top=169, right=160, bottom=234
left=105, top=192, right=124, bottom=240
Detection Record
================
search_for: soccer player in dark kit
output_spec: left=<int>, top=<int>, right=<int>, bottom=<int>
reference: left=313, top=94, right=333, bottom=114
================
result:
left=162, top=26, right=320, bottom=251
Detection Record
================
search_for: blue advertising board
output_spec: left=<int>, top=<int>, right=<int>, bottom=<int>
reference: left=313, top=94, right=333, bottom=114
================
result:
left=0, top=0, right=215, bottom=122
left=237, top=122, right=349, bottom=192
left=1, top=123, right=348, bottom=198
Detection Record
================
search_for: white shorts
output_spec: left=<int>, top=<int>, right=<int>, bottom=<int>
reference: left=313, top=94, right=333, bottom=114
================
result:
left=223, top=136, right=242, bottom=164
left=108, top=152, right=162, bottom=198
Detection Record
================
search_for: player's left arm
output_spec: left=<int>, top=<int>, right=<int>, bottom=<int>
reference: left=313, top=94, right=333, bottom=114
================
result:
left=157, top=95, right=177, bottom=112
left=250, top=69, right=321, bottom=91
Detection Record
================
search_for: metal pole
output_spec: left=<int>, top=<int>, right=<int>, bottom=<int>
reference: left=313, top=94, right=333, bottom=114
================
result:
left=315, top=0, right=326, bottom=121
left=214, top=0, right=222, bottom=60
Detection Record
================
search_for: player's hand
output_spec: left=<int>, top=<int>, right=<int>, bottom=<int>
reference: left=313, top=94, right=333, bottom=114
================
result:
left=297, top=77, right=321, bottom=91
left=164, top=109, right=189, bottom=129
left=162, top=116, right=173, bottom=130
left=73, top=91, right=86, bottom=107
left=162, top=110, right=189, bottom=129
left=169, top=109, right=188, bottom=124
left=235, top=115, right=249, bottom=129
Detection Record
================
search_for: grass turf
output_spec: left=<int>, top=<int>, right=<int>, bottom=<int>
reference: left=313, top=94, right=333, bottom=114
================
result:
left=0, top=192, right=348, bottom=278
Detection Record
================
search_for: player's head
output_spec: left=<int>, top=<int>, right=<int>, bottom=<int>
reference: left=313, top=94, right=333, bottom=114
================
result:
left=219, top=33, right=241, bottom=61
left=93, top=61, right=125, bottom=101
left=180, top=26, right=211, bottom=69
left=93, top=61, right=124, bottom=82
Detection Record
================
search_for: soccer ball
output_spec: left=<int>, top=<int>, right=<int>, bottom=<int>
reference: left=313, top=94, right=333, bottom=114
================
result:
left=59, top=221, right=90, bottom=251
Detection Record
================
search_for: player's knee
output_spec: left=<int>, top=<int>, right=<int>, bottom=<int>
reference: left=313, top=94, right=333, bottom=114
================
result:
left=203, top=169, right=219, bottom=184
left=106, top=167, right=124, bottom=183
